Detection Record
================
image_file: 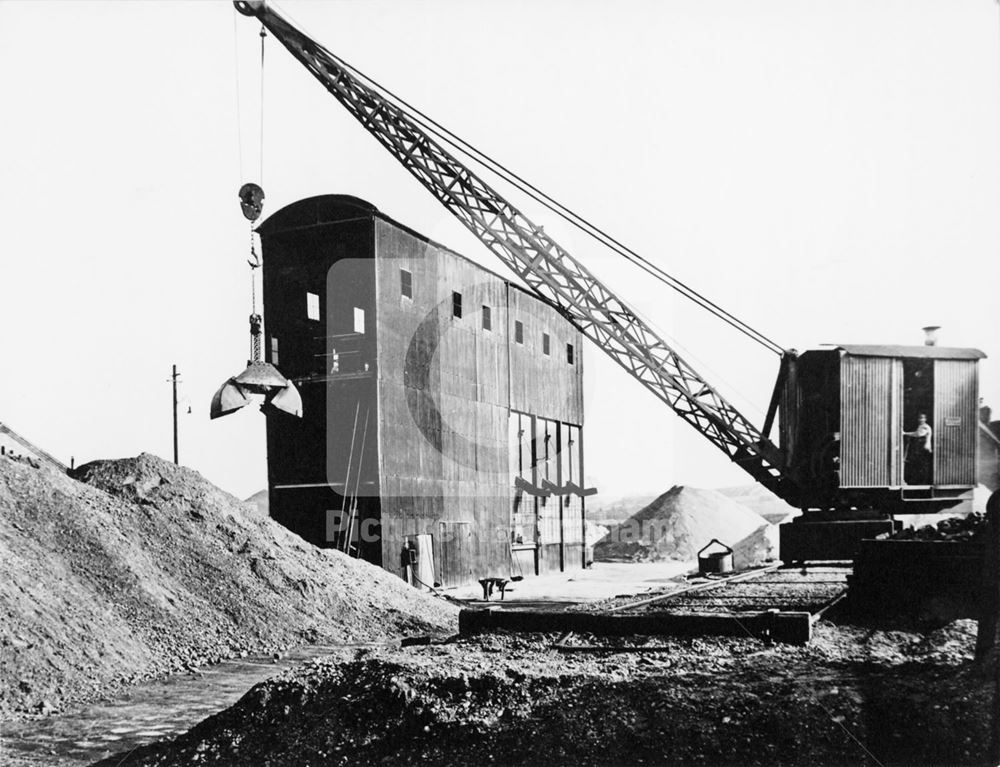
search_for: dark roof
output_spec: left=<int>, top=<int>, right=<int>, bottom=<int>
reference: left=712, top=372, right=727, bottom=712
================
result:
left=255, top=194, right=377, bottom=235
left=840, top=344, right=986, bottom=360
left=255, top=193, right=541, bottom=299
left=820, top=345, right=986, bottom=360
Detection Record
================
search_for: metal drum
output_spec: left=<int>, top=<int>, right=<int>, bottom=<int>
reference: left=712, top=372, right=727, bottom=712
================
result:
left=697, top=539, right=734, bottom=575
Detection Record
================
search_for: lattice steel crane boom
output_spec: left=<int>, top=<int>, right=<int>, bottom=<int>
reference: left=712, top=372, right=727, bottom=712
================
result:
left=234, top=0, right=799, bottom=504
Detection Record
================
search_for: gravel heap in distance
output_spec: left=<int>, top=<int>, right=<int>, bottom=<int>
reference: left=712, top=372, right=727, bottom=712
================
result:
left=594, top=485, right=774, bottom=568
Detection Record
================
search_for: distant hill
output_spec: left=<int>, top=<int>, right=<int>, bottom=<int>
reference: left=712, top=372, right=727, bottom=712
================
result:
left=594, top=485, right=775, bottom=568
left=716, top=484, right=799, bottom=525
left=245, top=488, right=269, bottom=516
left=587, top=493, right=659, bottom=525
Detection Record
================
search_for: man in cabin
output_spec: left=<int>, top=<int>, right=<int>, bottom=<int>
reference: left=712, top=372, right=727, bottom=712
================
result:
left=903, top=413, right=933, bottom=484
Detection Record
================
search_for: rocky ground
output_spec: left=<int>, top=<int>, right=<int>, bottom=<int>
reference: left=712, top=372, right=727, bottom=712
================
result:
left=0, top=454, right=457, bottom=720
left=95, top=618, right=996, bottom=767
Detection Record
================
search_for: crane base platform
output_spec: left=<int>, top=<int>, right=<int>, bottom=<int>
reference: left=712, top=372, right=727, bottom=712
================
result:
left=780, top=517, right=901, bottom=563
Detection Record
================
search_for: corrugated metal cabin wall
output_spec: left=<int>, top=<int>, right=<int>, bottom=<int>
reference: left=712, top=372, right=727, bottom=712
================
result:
left=780, top=350, right=840, bottom=492
left=840, top=355, right=896, bottom=488
left=933, top=359, right=978, bottom=486
left=372, top=219, right=510, bottom=586
left=778, top=354, right=799, bottom=472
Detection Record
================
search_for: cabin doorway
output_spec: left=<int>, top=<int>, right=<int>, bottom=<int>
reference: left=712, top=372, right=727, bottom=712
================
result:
left=902, top=359, right=934, bottom=485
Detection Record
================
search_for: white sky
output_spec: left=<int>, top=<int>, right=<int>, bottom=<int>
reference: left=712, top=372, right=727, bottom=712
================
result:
left=2, top=0, right=999, bottom=501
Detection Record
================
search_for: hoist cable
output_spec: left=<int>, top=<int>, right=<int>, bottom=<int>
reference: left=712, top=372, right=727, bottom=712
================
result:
left=259, top=24, right=267, bottom=186
left=310, top=43, right=784, bottom=356
left=232, top=9, right=245, bottom=182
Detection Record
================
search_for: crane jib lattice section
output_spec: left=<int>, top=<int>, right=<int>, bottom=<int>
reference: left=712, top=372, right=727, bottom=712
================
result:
left=240, top=3, right=792, bottom=500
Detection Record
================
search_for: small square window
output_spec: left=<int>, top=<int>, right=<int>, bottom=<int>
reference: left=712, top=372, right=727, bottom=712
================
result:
left=566, top=343, right=574, bottom=365
left=353, top=307, right=365, bottom=334
left=400, top=268, right=412, bottom=299
left=452, top=291, right=462, bottom=318
left=270, top=337, right=279, bottom=365
left=306, top=292, right=320, bottom=321
left=514, top=320, right=524, bottom=344
left=482, top=305, right=492, bottom=331
left=542, top=333, right=551, bottom=356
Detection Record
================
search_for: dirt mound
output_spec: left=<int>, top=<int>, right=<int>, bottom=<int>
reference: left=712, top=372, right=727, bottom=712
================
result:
left=0, top=454, right=456, bottom=718
left=95, top=624, right=991, bottom=767
left=594, top=485, right=774, bottom=568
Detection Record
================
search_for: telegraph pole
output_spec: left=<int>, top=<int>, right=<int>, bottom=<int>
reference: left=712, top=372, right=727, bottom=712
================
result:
left=171, top=364, right=179, bottom=465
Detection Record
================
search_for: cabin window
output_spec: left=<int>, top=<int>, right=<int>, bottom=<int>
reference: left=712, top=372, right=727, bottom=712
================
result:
left=270, top=337, right=279, bottom=365
left=353, top=307, right=365, bottom=334
left=566, top=343, right=574, bottom=365
left=542, top=333, right=551, bottom=356
left=400, top=268, right=412, bottom=299
left=514, top=320, right=524, bottom=344
left=482, top=305, right=492, bottom=331
left=452, top=291, right=462, bottom=318
left=306, top=292, right=320, bottom=321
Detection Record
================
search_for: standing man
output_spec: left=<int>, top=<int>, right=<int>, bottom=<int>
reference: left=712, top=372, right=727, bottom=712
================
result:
left=903, top=413, right=933, bottom=484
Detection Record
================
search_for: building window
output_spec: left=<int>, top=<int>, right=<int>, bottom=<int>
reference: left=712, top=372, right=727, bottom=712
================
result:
left=566, top=343, right=574, bottom=365
left=482, top=305, right=492, bottom=331
left=400, top=268, right=412, bottom=299
left=306, top=292, right=320, bottom=321
left=542, top=333, right=551, bottom=356
left=514, top=320, right=524, bottom=344
left=353, top=307, right=365, bottom=334
left=452, top=291, right=462, bottom=318
left=270, top=337, right=279, bottom=365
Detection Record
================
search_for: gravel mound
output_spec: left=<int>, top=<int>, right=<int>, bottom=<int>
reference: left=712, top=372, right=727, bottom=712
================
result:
left=0, top=453, right=456, bottom=718
left=95, top=622, right=992, bottom=767
left=594, top=485, right=775, bottom=568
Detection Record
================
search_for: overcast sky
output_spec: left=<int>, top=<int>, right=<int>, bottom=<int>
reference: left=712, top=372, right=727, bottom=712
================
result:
left=2, top=0, right=998, bottom=501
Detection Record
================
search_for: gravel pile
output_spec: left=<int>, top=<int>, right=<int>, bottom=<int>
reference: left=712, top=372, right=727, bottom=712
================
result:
left=0, top=453, right=456, bottom=719
left=96, top=620, right=993, bottom=766
left=594, top=485, right=775, bottom=568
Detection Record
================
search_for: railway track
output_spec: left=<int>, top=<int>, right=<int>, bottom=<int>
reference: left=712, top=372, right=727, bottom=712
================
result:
left=460, top=563, right=852, bottom=646
left=615, top=564, right=850, bottom=617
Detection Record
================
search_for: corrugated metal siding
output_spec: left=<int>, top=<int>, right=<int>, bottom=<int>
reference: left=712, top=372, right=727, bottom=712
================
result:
left=508, top=288, right=584, bottom=425
left=933, top=359, right=978, bottom=486
left=840, top=356, right=894, bottom=487
left=778, top=356, right=799, bottom=470
left=374, top=219, right=511, bottom=586
left=889, top=359, right=903, bottom=486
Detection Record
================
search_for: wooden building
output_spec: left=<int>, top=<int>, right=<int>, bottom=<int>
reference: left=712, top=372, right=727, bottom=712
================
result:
left=257, top=195, right=586, bottom=587
left=780, top=345, right=985, bottom=513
